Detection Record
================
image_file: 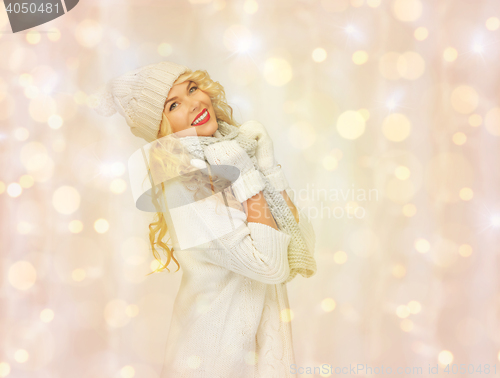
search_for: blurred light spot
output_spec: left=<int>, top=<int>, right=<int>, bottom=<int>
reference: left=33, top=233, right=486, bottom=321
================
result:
left=323, top=156, right=338, bottom=171
left=105, top=299, right=131, bottom=328
left=72, top=268, right=86, bottom=282
left=395, top=165, right=410, bottom=180
left=459, top=187, right=473, bottom=201
left=382, top=113, right=411, bottom=142
left=333, top=250, right=347, bottom=264
left=492, top=215, right=500, bottom=228
left=312, top=48, right=327, bottom=62
left=397, top=51, right=425, bottom=80
left=121, top=237, right=149, bottom=265
left=400, top=319, right=413, bottom=332
left=243, top=0, right=258, bottom=14
left=458, top=244, right=472, bottom=257
left=110, top=178, right=127, bottom=194
left=452, top=132, right=466, bottom=145
left=468, top=114, right=482, bottom=127
left=126, top=304, right=139, bottom=318
left=120, top=365, right=135, bottom=378
left=21, top=142, right=48, bottom=173
left=157, top=42, right=172, bottom=57
left=24, top=85, right=39, bottom=99
left=7, top=183, right=22, bottom=197
left=40, top=308, right=55, bottom=323
left=472, top=43, right=483, bottom=54
left=116, top=37, right=129, bottom=50
left=392, top=0, right=422, bottom=22
left=224, top=25, right=253, bottom=54
left=0, top=362, right=10, bottom=377
left=26, top=31, right=41, bottom=44
left=74, top=91, right=87, bottom=105
left=403, top=203, right=417, bottom=218
left=408, top=300, right=421, bottom=314
left=485, top=107, right=500, bottom=136
left=280, top=308, right=294, bottom=322
left=187, top=355, right=202, bottom=369
left=75, top=19, right=103, bottom=48
left=352, top=50, right=368, bottom=65
left=351, top=0, right=364, bottom=7
left=438, top=350, right=453, bottom=365
left=386, top=178, right=415, bottom=203
left=414, top=238, right=430, bottom=253
left=52, top=138, right=66, bottom=153
left=358, top=108, right=370, bottom=121
left=150, top=259, right=164, bottom=272
left=213, top=0, right=226, bottom=10
left=366, top=0, right=381, bottom=7
left=244, top=351, right=258, bottom=365
left=29, top=95, right=56, bottom=123
left=14, top=349, right=28, bottom=363
left=451, top=85, right=478, bottom=114
left=8, top=261, right=36, bottom=290
left=486, top=17, right=500, bottom=31
left=17, top=221, right=33, bottom=235
left=52, top=186, right=80, bottom=215
left=337, top=110, right=365, bottom=140
left=94, top=218, right=110, bottom=234
left=414, top=26, right=428, bottom=40
left=321, top=0, right=349, bottom=12
left=321, top=298, right=336, bottom=312
left=48, top=115, right=63, bottom=129
left=19, top=73, right=32, bottom=87
left=396, top=305, right=410, bottom=318
left=0, top=94, right=15, bottom=120
left=288, top=121, right=316, bottom=149
left=392, top=264, right=406, bottom=278
left=0, top=182, right=5, bottom=195
left=443, top=47, right=458, bottom=62
left=263, top=58, right=292, bottom=86
left=12, top=127, right=29, bottom=141
left=68, top=220, right=83, bottom=233
left=19, top=175, right=34, bottom=188
left=379, top=52, right=401, bottom=80
left=47, top=27, right=61, bottom=42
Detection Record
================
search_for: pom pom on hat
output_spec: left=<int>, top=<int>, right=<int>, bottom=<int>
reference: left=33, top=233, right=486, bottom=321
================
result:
left=89, top=85, right=117, bottom=117
left=92, top=61, right=189, bottom=143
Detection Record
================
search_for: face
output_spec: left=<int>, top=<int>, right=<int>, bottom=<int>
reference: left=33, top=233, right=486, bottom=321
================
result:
left=163, top=80, right=218, bottom=137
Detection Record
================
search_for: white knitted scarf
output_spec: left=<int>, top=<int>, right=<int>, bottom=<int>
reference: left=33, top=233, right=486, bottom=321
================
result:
left=179, top=120, right=316, bottom=283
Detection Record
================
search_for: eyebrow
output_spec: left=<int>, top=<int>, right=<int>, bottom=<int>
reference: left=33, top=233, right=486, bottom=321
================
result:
left=165, top=81, right=194, bottom=107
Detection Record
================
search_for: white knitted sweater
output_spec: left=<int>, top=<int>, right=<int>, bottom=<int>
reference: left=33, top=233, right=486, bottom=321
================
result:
left=160, top=178, right=315, bottom=378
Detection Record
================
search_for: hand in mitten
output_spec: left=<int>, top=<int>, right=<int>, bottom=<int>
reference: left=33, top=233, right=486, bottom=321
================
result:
left=238, top=120, right=289, bottom=192
left=203, top=140, right=265, bottom=202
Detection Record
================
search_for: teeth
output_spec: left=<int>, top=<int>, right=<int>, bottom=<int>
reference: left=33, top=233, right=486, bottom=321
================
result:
left=193, top=110, right=208, bottom=125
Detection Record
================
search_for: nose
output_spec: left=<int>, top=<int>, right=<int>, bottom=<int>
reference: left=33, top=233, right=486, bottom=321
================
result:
left=189, top=97, right=201, bottom=114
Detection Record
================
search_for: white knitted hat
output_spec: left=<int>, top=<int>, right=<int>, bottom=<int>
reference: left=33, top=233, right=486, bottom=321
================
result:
left=92, top=61, right=189, bottom=143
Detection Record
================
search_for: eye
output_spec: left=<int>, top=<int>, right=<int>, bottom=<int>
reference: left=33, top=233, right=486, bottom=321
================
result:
left=169, top=102, right=178, bottom=111
left=190, top=85, right=198, bottom=93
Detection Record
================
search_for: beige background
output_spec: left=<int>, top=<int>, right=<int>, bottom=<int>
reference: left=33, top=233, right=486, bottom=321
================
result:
left=1, top=0, right=500, bottom=377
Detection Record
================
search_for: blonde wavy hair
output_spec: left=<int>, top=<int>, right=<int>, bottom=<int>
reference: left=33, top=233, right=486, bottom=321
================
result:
left=146, top=69, right=241, bottom=275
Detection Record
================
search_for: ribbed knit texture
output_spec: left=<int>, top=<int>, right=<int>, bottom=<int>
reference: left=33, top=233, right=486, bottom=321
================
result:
left=179, top=120, right=317, bottom=283
left=91, top=61, right=188, bottom=143
left=160, top=177, right=315, bottom=377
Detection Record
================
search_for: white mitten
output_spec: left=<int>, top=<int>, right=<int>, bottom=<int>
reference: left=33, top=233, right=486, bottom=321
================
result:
left=239, top=120, right=290, bottom=192
left=204, top=140, right=265, bottom=202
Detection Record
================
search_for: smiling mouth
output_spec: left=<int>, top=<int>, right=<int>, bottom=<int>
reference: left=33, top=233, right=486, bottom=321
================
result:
left=192, top=109, right=210, bottom=126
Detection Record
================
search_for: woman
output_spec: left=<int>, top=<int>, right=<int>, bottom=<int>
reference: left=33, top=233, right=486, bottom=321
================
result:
left=94, top=61, right=316, bottom=377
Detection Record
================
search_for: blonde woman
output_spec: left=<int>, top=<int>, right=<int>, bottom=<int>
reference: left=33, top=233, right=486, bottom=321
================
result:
left=94, top=61, right=316, bottom=378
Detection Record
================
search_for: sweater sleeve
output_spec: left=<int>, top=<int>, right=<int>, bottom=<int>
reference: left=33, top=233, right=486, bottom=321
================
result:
left=202, top=221, right=292, bottom=285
